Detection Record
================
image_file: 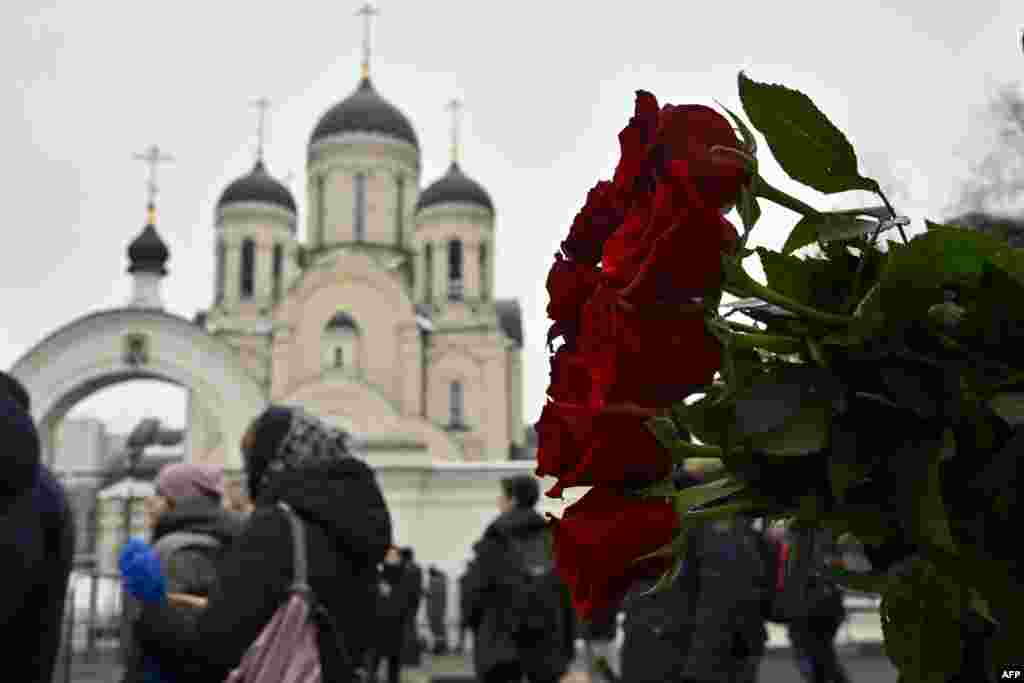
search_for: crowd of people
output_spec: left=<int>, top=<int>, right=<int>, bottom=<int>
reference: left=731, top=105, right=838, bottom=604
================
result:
left=1, top=369, right=855, bottom=683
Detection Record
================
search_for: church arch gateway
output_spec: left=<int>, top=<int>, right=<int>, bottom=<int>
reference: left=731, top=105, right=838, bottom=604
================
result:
left=8, top=308, right=266, bottom=471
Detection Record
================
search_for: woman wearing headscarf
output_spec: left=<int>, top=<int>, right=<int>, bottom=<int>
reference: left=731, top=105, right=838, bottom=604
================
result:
left=123, top=462, right=244, bottom=683
left=131, top=406, right=393, bottom=683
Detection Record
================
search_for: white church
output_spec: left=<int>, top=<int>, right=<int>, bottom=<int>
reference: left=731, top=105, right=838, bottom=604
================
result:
left=9, top=7, right=579, bottom=588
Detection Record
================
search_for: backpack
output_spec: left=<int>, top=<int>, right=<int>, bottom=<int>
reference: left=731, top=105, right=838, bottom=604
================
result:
left=504, top=528, right=564, bottom=643
left=762, top=527, right=844, bottom=623
left=224, top=502, right=351, bottom=683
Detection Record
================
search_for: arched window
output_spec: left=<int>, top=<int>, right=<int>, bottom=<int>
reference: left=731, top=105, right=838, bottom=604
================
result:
left=240, top=238, right=255, bottom=299
left=215, top=240, right=225, bottom=303
left=479, top=242, right=489, bottom=301
left=424, top=243, right=434, bottom=302
left=323, top=311, right=360, bottom=373
left=395, top=175, right=405, bottom=246
left=354, top=172, right=367, bottom=242
left=272, top=243, right=283, bottom=301
left=448, top=239, right=463, bottom=301
left=449, top=381, right=464, bottom=427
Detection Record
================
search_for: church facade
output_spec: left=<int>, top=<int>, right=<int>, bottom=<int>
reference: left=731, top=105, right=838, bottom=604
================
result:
left=198, top=75, right=526, bottom=466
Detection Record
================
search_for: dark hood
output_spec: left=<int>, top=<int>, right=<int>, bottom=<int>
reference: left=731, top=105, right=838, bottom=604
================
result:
left=483, top=506, right=548, bottom=543
left=257, top=458, right=392, bottom=567
left=0, top=395, right=41, bottom=501
left=152, top=497, right=245, bottom=546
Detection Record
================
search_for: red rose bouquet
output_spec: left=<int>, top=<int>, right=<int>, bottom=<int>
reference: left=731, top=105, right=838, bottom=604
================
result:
left=537, top=72, right=1024, bottom=683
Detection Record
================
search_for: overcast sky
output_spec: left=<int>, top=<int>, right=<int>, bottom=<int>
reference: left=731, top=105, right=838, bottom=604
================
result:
left=2, top=0, right=1021, bottom=438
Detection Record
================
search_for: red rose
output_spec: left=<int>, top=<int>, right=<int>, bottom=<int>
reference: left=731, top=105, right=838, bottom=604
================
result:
left=547, top=345, right=594, bottom=404
left=535, top=401, right=672, bottom=499
left=534, top=401, right=669, bottom=497
left=551, top=486, right=678, bottom=619
left=619, top=165, right=740, bottom=305
left=546, top=253, right=602, bottom=327
left=612, top=90, right=660, bottom=201
left=578, top=286, right=721, bottom=408
left=655, top=104, right=749, bottom=210
left=601, top=193, right=655, bottom=288
left=561, top=180, right=626, bottom=266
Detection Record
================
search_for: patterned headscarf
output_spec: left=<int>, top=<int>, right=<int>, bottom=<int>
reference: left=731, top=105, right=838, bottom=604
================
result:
left=245, top=406, right=352, bottom=500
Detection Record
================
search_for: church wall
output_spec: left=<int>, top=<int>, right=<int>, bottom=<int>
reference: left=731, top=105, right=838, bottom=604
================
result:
left=277, top=275, right=408, bottom=407
left=216, top=205, right=294, bottom=313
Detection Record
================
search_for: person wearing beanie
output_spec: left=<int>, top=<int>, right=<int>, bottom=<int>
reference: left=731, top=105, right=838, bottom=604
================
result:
left=463, top=473, right=576, bottom=683
left=131, top=405, right=392, bottom=683
left=0, top=372, right=76, bottom=683
left=123, top=461, right=244, bottom=683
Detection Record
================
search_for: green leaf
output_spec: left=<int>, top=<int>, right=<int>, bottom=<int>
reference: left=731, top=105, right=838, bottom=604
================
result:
left=736, top=182, right=761, bottom=235
left=820, top=565, right=890, bottom=594
left=674, top=478, right=747, bottom=513
left=828, top=459, right=869, bottom=502
left=674, top=395, right=735, bottom=447
left=732, top=365, right=843, bottom=437
left=782, top=213, right=880, bottom=254
left=737, top=72, right=879, bottom=195
left=781, top=214, right=822, bottom=255
left=881, top=558, right=965, bottom=683
left=747, top=398, right=832, bottom=455
left=640, top=553, right=686, bottom=597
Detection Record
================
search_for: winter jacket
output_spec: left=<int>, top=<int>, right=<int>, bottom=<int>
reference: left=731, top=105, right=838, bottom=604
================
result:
left=426, top=570, right=448, bottom=632
left=0, top=463, right=75, bottom=683
left=122, top=497, right=245, bottom=683
left=400, top=561, right=424, bottom=666
left=134, top=458, right=392, bottom=683
left=680, top=519, right=771, bottom=683
left=463, top=507, right=576, bottom=682
left=620, top=527, right=700, bottom=683
left=373, top=563, right=417, bottom=656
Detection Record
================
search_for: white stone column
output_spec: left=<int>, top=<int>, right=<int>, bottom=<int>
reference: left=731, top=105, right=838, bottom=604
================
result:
left=255, top=239, right=273, bottom=303
left=223, top=236, right=241, bottom=305
left=464, top=238, right=481, bottom=303
left=397, top=324, right=423, bottom=417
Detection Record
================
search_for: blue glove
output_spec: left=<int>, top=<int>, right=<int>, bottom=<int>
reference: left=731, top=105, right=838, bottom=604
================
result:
left=119, top=538, right=167, bottom=605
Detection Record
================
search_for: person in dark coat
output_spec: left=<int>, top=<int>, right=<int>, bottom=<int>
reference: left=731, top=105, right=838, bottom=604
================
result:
left=426, top=565, right=450, bottom=655
left=0, top=372, right=76, bottom=683
left=132, top=405, right=393, bottom=683
left=399, top=546, right=425, bottom=666
left=122, top=462, right=245, bottom=683
left=679, top=516, right=770, bottom=683
left=620, top=468, right=706, bottom=683
left=368, top=545, right=414, bottom=683
left=780, top=528, right=851, bottom=683
left=456, top=565, right=472, bottom=655
left=463, top=474, right=576, bottom=683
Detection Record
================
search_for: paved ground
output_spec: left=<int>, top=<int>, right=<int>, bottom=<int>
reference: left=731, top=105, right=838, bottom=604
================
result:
left=69, top=646, right=897, bottom=683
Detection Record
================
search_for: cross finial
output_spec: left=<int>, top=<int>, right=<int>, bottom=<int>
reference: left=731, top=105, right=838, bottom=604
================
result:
left=355, top=2, right=379, bottom=80
left=132, top=144, right=174, bottom=225
left=252, top=97, right=271, bottom=164
left=447, top=98, right=462, bottom=165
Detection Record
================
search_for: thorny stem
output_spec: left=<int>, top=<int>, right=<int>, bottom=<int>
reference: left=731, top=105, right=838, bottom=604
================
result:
left=754, top=176, right=820, bottom=217
left=723, top=260, right=855, bottom=327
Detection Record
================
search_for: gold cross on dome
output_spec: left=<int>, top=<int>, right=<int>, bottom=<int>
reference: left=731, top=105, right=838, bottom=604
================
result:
left=252, top=97, right=271, bottom=163
left=355, top=2, right=379, bottom=80
left=447, top=98, right=462, bottom=165
left=133, top=144, right=174, bottom=224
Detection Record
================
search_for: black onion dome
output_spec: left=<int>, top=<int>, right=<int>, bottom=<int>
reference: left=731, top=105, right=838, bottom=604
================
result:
left=127, top=224, right=169, bottom=275
left=217, top=160, right=297, bottom=213
left=416, top=161, right=494, bottom=213
left=310, top=77, right=419, bottom=149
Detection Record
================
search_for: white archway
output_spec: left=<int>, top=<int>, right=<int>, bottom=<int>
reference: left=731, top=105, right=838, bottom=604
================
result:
left=9, top=308, right=266, bottom=470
